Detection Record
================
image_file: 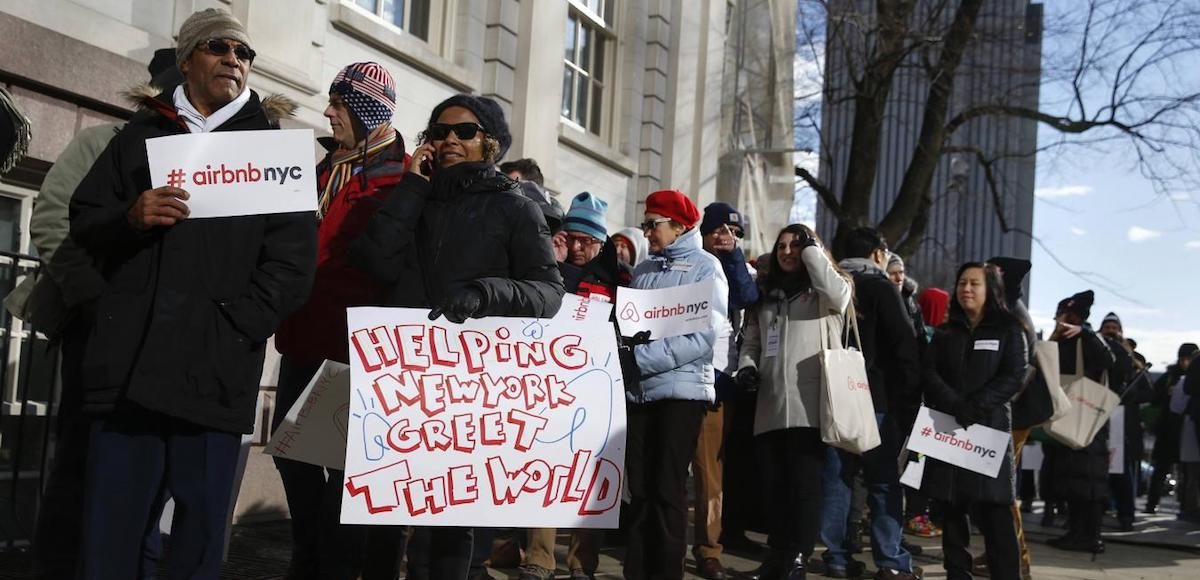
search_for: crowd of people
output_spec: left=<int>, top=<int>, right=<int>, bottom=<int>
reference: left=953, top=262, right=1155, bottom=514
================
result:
left=3, top=7, right=1198, bottom=580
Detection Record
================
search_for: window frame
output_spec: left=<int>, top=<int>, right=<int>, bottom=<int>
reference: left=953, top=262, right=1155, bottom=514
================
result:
left=561, top=0, right=618, bottom=140
left=348, top=0, right=442, bottom=45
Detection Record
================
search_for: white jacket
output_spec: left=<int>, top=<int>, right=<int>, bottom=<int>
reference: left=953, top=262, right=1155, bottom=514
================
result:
left=738, top=247, right=852, bottom=435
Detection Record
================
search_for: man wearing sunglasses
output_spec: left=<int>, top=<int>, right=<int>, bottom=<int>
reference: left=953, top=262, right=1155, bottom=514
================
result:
left=69, top=8, right=316, bottom=579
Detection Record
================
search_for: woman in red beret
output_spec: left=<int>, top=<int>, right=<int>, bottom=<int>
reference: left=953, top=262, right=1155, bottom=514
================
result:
left=622, top=189, right=727, bottom=580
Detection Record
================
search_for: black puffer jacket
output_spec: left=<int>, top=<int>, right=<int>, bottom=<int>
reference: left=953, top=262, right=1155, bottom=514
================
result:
left=353, top=161, right=564, bottom=316
left=1040, top=329, right=1120, bottom=501
left=69, top=89, right=317, bottom=434
left=920, top=310, right=1030, bottom=505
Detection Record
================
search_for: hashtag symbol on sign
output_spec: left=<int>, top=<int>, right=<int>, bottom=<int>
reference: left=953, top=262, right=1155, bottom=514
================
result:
left=166, top=168, right=186, bottom=188
left=921, top=426, right=932, bottom=437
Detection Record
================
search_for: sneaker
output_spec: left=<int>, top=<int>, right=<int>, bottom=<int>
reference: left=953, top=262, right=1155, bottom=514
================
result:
left=517, top=564, right=555, bottom=580
left=904, top=515, right=942, bottom=538
left=569, top=568, right=594, bottom=580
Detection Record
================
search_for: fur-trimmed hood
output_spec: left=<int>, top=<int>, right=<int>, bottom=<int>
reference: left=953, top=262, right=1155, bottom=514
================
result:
left=121, top=82, right=297, bottom=124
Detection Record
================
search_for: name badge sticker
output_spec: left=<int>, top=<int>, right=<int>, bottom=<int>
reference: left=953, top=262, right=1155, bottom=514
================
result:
left=974, top=339, right=1000, bottom=351
left=764, top=321, right=781, bottom=358
left=670, top=261, right=694, bottom=272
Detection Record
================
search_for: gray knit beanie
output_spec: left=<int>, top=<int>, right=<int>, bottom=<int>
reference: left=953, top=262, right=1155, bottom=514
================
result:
left=176, top=8, right=252, bottom=69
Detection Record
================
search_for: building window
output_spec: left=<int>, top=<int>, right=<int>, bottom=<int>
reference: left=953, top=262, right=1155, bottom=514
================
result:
left=562, top=1, right=615, bottom=136
left=354, top=0, right=431, bottom=41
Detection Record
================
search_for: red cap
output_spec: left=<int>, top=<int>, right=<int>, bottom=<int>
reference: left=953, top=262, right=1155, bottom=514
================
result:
left=645, top=189, right=701, bottom=229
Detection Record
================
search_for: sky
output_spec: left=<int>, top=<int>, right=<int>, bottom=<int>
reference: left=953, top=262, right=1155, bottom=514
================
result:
left=790, top=1, right=1200, bottom=368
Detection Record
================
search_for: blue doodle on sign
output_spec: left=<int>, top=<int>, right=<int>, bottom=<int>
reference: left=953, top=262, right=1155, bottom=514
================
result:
left=521, top=320, right=546, bottom=340
left=533, top=367, right=617, bottom=455
left=352, top=389, right=391, bottom=462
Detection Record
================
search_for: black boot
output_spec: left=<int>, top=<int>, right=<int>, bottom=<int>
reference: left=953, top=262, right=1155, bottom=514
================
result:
left=747, top=554, right=805, bottom=580
left=784, top=556, right=807, bottom=580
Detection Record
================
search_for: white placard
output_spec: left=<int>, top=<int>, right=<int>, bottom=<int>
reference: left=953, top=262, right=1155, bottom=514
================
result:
left=906, top=406, right=1011, bottom=478
left=1108, top=405, right=1125, bottom=474
left=340, top=294, right=626, bottom=528
left=264, top=360, right=352, bottom=469
left=900, top=456, right=926, bottom=489
left=146, top=129, right=318, bottom=218
left=615, top=280, right=715, bottom=339
left=1021, top=442, right=1044, bottom=471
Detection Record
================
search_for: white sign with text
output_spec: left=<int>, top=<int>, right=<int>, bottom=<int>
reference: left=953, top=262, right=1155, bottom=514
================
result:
left=340, top=294, right=625, bottom=528
left=147, top=129, right=318, bottom=218
left=264, top=360, right=352, bottom=469
left=615, top=280, right=716, bottom=339
left=906, top=406, right=1011, bottom=478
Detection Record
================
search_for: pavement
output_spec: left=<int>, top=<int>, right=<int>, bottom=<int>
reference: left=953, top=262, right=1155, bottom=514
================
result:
left=3, top=497, right=1200, bottom=579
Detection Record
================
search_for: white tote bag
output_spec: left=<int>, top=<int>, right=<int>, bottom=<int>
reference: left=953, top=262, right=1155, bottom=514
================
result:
left=1033, top=340, right=1073, bottom=422
left=1045, top=342, right=1120, bottom=450
left=819, top=307, right=881, bottom=454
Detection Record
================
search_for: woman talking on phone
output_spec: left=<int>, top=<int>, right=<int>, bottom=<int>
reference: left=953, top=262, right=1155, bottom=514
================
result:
left=353, top=94, right=564, bottom=579
left=920, top=262, right=1029, bottom=580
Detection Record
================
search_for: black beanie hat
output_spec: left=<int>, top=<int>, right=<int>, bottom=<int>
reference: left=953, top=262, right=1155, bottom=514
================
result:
left=148, top=48, right=184, bottom=88
left=428, top=94, right=512, bottom=162
left=1180, top=343, right=1199, bottom=360
left=987, top=256, right=1031, bottom=305
left=1056, top=290, right=1095, bottom=321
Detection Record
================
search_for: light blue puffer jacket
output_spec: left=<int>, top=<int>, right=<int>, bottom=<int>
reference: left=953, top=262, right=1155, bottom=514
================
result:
left=629, top=228, right=727, bottom=403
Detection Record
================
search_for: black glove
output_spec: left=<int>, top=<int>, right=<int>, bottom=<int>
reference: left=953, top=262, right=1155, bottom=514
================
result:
left=736, top=367, right=761, bottom=391
left=798, top=230, right=819, bottom=249
left=428, top=287, right=484, bottom=324
left=622, top=330, right=652, bottom=346
left=952, top=400, right=980, bottom=428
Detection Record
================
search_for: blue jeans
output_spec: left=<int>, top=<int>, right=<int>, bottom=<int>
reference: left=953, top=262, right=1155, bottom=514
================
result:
left=820, top=413, right=912, bottom=572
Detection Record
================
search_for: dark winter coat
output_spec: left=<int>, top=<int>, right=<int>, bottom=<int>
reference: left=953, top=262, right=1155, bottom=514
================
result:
left=1041, top=329, right=1120, bottom=502
left=352, top=160, right=564, bottom=317
left=68, top=88, right=317, bottom=434
left=274, top=136, right=406, bottom=364
left=838, top=259, right=922, bottom=433
left=1151, top=364, right=1188, bottom=464
left=920, top=310, right=1029, bottom=505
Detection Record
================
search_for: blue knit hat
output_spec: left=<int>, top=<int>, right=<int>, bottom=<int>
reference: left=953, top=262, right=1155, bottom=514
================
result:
left=700, top=202, right=744, bottom=235
left=563, top=191, right=608, bottom=241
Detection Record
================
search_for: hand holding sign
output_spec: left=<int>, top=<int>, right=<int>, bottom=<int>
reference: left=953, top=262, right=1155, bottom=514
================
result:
left=128, top=186, right=191, bottom=230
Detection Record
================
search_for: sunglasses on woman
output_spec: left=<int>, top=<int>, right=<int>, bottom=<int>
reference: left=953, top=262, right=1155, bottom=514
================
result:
left=425, top=122, right=488, bottom=141
left=203, top=38, right=256, bottom=63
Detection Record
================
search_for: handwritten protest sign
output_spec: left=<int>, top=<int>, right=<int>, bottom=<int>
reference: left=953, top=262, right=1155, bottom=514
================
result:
left=340, top=294, right=625, bottom=527
left=265, top=360, right=352, bottom=469
left=146, top=129, right=318, bottom=218
left=906, top=406, right=1011, bottom=478
left=615, top=280, right=715, bottom=339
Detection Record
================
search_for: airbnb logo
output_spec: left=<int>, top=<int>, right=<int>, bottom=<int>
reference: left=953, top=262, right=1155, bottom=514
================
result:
left=619, top=302, right=640, bottom=322
left=846, top=377, right=869, bottom=392
left=164, top=162, right=306, bottom=188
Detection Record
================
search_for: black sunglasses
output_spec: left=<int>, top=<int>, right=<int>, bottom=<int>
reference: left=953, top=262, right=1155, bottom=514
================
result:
left=425, top=122, right=487, bottom=141
left=203, top=38, right=256, bottom=62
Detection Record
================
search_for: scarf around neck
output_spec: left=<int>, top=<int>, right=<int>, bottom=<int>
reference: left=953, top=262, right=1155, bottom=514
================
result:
left=319, top=122, right=397, bottom=218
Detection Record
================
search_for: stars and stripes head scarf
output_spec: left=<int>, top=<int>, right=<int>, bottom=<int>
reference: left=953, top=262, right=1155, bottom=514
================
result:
left=319, top=62, right=398, bottom=218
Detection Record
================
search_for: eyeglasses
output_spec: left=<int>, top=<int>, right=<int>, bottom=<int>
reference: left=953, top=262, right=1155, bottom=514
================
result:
left=713, top=224, right=744, bottom=239
left=203, top=38, right=256, bottom=62
left=565, top=233, right=602, bottom=247
left=640, top=217, right=672, bottom=231
left=425, top=122, right=488, bottom=141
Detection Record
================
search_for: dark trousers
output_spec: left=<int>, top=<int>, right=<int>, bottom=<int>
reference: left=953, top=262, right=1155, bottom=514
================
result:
left=758, top=427, right=826, bottom=563
left=937, top=500, right=1020, bottom=580
left=624, top=399, right=707, bottom=580
left=1109, top=458, right=1139, bottom=524
left=1067, top=500, right=1104, bottom=543
left=721, top=390, right=766, bottom=537
left=33, top=320, right=163, bottom=579
left=82, top=406, right=240, bottom=580
left=405, top=526, right=474, bottom=580
left=272, top=358, right=367, bottom=580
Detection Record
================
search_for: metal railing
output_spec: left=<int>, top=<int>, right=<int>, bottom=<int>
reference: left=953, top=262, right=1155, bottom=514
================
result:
left=0, top=250, right=59, bottom=551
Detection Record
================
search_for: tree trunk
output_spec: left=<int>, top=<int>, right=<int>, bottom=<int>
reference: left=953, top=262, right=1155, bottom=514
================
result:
left=876, top=0, right=985, bottom=246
